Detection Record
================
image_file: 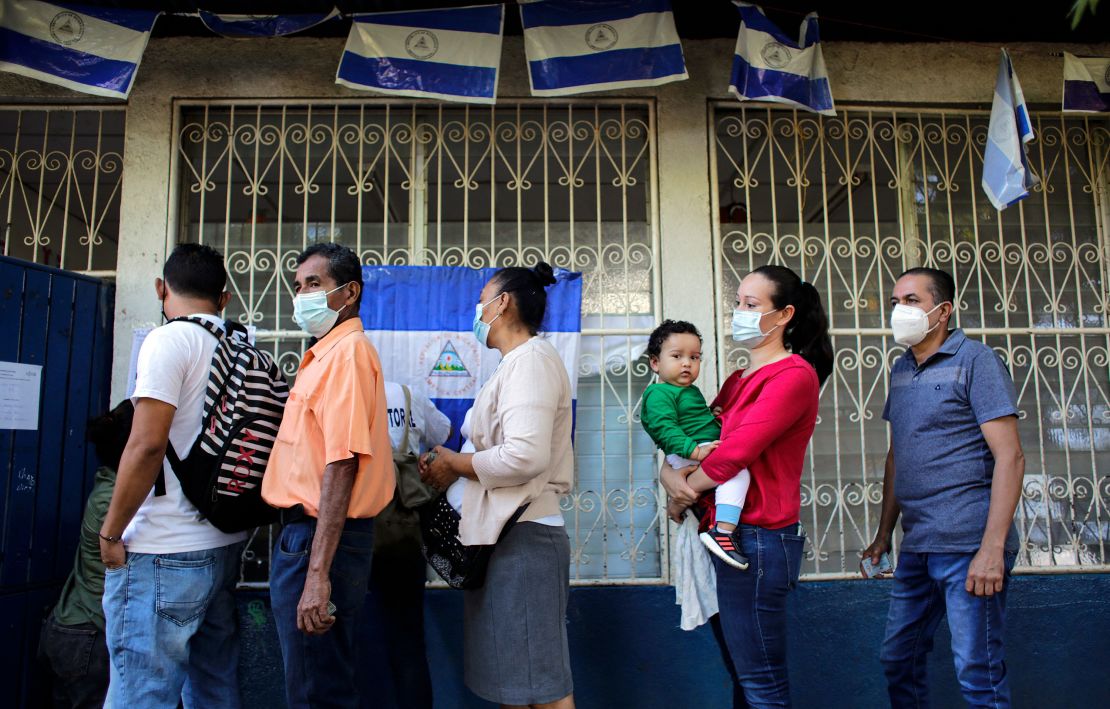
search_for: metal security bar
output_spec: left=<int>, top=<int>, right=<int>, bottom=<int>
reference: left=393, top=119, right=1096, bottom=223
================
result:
left=0, top=107, right=125, bottom=276
left=173, top=100, right=664, bottom=585
left=711, top=104, right=1110, bottom=579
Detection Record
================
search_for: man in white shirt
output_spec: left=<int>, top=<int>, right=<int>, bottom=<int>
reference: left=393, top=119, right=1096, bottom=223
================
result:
left=366, top=381, right=450, bottom=709
left=98, top=244, right=247, bottom=708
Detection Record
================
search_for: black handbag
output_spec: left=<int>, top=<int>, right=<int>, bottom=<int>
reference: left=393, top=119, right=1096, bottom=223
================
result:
left=417, top=493, right=528, bottom=590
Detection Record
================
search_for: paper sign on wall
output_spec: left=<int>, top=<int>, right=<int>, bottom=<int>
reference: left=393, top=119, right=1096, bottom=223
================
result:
left=0, top=361, right=43, bottom=430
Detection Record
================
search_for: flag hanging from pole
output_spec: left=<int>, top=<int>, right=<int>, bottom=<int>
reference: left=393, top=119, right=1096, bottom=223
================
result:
left=336, top=4, right=504, bottom=104
left=198, top=8, right=339, bottom=38
left=520, top=0, right=687, bottom=97
left=982, top=49, right=1038, bottom=210
left=359, top=266, right=582, bottom=451
left=0, top=0, right=159, bottom=98
left=1062, top=52, right=1110, bottom=113
left=729, top=2, right=835, bottom=116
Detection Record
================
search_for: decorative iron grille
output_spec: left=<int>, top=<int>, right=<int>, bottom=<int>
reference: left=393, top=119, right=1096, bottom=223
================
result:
left=0, top=107, right=125, bottom=276
left=174, top=100, right=664, bottom=584
left=711, top=104, right=1110, bottom=577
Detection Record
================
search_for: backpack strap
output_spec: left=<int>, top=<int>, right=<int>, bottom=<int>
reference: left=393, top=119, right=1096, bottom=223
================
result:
left=400, top=384, right=413, bottom=456
left=154, top=316, right=230, bottom=497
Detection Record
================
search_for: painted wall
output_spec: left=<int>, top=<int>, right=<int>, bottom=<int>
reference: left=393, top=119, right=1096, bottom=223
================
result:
left=237, top=574, right=1110, bottom=708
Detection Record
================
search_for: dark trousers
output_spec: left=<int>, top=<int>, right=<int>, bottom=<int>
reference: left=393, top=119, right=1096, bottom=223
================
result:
left=271, top=516, right=374, bottom=709
left=712, top=523, right=806, bottom=708
left=363, top=548, right=433, bottom=709
left=38, top=614, right=109, bottom=709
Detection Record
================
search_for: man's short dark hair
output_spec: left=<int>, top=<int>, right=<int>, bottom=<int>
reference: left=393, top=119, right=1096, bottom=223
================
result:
left=163, top=243, right=227, bottom=305
left=296, top=242, right=363, bottom=304
left=898, top=267, right=956, bottom=306
left=647, top=320, right=702, bottom=359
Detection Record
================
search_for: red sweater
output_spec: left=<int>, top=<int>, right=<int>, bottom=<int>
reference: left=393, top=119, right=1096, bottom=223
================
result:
left=700, top=355, right=820, bottom=529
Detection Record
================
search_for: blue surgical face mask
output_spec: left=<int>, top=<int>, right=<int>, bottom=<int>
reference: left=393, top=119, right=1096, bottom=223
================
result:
left=472, top=293, right=504, bottom=348
left=731, top=308, right=779, bottom=347
left=293, top=284, right=351, bottom=338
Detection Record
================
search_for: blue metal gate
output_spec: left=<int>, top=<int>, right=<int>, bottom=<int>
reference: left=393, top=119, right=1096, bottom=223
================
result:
left=0, top=255, right=114, bottom=707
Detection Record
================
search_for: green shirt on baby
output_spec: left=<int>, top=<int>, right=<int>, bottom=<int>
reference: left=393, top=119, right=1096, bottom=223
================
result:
left=640, top=382, right=721, bottom=459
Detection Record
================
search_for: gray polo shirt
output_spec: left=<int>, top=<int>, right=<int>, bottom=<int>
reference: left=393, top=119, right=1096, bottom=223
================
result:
left=882, top=329, right=1019, bottom=553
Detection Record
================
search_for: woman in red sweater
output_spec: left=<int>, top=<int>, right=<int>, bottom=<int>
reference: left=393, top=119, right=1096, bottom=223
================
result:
left=661, top=264, right=832, bottom=707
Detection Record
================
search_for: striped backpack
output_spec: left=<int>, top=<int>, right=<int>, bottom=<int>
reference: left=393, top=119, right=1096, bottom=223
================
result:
left=157, top=317, right=289, bottom=532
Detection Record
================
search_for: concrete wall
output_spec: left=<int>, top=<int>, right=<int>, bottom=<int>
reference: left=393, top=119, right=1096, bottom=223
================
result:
left=237, top=574, right=1110, bottom=708
left=2, top=36, right=1107, bottom=403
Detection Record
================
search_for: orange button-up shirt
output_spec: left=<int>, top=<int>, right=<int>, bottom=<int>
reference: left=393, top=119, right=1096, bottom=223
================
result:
left=263, top=318, right=394, bottom=518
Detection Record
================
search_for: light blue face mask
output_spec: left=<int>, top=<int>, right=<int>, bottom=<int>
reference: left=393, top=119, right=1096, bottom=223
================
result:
left=293, top=283, right=351, bottom=338
left=731, top=308, right=779, bottom=347
left=472, top=293, right=504, bottom=348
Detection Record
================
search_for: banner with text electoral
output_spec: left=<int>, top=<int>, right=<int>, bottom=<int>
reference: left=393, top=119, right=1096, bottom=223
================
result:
left=359, top=265, right=582, bottom=450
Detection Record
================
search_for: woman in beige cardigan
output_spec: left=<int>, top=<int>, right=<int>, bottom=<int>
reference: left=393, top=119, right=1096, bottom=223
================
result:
left=420, top=262, right=575, bottom=709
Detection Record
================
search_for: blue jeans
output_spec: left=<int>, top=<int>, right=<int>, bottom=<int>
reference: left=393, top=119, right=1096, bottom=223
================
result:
left=880, top=550, right=1017, bottom=708
left=714, top=523, right=806, bottom=708
left=270, top=517, right=374, bottom=709
left=102, top=541, right=245, bottom=709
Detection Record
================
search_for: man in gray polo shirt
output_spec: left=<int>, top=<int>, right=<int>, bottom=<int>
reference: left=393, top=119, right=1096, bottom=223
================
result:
left=862, top=267, right=1025, bottom=708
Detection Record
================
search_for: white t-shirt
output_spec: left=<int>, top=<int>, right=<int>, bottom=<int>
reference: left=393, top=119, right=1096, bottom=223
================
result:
left=125, top=314, right=249, bottom=554
left=383, top=381, right=452, bottom=456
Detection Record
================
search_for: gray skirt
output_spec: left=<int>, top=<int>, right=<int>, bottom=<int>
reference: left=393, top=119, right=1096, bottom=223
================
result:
left=463, top=521, right=573, bottom=705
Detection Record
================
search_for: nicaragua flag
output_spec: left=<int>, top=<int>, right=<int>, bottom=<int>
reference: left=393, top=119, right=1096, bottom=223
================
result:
left=0, top=0, right=159, bottom=99
left=983, top=49, right=1039, bottom=211
left=520, top=0, right=687, bottom=97
left=336, top=4, right=504, bottom=104
left=359, top=266, right=582, bottom=450
left=198, top=8, right=339, bottom=38
left=729, top=3, right=834, bottom=116
left=1062, top=52, right=1110, bottom=113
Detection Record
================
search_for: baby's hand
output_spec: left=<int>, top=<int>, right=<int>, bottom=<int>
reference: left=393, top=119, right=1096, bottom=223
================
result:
left=710, top=406, right=723, bottom=418
left=690, top=441, right=719, bottom=461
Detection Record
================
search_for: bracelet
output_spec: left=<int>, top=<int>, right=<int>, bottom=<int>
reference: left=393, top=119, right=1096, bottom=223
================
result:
left=98, top=531, right=122, bottom=544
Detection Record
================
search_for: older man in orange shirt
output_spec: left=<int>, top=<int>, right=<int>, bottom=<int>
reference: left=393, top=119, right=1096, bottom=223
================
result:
left=263, top=242, right=394, bottom=709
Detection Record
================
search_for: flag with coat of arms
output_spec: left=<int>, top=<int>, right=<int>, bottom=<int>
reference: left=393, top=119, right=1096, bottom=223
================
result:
left=359, top=265, right=582, bottom=450
left=0, top=0, right=159, bottom=98
left=729, top=2, right=835, bottom=116
left=337, top=4, right=504, bottom=104
left=982, top=48, right=1038, bottom=210
left=519, top=0, right=687, bottom=96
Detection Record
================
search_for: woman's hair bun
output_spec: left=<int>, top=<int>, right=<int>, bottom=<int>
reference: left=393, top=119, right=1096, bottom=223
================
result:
left=532, top=261, right=556, bottom=287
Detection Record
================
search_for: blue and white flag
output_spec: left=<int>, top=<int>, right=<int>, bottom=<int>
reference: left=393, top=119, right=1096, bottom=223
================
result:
left=198, top=8, right=339, bottom=38
left=1062, top=52, right=1110, bottom=113
left=359, top=266, right=582, bottom=450
left=520, top=0, right=687, bottom=97
left=0, top=0, right=159, bottom=99
left=729, top=3, right=834, bottom=116
left=983, top=49, right=1039, bottom=211
left=336, top=4, right=504, bottom=104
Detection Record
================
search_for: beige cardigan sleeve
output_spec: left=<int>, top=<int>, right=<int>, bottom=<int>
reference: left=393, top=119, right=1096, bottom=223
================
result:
left=470, top=349, right=558, bottom=489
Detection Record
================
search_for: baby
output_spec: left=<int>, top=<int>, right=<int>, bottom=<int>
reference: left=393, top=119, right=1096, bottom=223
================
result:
left=640, top=320, right=751, bottom=571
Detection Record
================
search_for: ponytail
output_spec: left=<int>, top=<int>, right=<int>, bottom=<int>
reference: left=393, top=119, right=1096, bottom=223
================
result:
left=752, top=265, right=834, bottom=385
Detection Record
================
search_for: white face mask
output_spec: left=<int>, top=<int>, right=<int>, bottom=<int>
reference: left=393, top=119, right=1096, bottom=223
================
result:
left=890, top=302, right=947, bottom=347
left=731, top=308, right=779, bottom=347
